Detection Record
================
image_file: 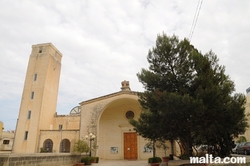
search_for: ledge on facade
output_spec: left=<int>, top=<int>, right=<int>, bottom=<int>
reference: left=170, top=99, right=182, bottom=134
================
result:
left=40, top=129, right=79, bottom=132
left=54, top=112, right=80, bottom=117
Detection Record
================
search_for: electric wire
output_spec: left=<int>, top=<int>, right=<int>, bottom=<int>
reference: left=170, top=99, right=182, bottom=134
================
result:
left=189, top=0, right=203, bottom=42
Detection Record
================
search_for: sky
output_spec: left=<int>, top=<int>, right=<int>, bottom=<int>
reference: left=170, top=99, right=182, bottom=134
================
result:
left=0, top=0, right=250, bottom=131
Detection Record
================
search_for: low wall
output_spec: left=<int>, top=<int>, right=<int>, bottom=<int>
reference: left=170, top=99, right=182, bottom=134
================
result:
left=0, top=153, right=83, bottom=166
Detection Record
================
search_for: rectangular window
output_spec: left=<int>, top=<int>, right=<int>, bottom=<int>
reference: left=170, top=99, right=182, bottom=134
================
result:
left=39, top=47, right=42, bottom=53
left=27, top=110, right=31, bottom=119
left=34, top=74, right=37, bottom=81
left=24, top=131, right=28, bottom=140
left=3, top=140, right=10, bottom=144
left=59, top=125, right=63, bottom=130
left=31, top=91, right=34, bottom=99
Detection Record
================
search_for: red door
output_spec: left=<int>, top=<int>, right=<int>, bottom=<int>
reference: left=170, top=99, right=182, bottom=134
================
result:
left=124, top=132, right=138, bottom=159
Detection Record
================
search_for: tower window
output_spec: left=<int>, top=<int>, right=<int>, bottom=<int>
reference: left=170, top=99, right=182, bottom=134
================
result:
left=3, top=140, right=10, bottom=144
left=24, top=131, right=28, bottom=140
left=27, top=110, right=31, bottom=119
left=31, top=92, right=34, bottom=99
left=39, top=47, right=43, bottom=53
left=59, top=125, right=63, bottom=130
left=34, top=74, right=37, bottom=81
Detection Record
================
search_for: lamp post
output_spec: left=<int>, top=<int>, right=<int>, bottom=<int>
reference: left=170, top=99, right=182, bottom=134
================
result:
left=85, top=133, right=95, bottom=157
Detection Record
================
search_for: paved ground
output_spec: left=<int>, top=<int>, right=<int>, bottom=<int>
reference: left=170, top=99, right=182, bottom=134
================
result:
left=91, top=159, right=190, bottom=166
left=92, top=160, right=148, bottom=166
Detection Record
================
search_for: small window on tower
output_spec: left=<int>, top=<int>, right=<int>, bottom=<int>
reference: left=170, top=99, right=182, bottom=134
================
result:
left=34, top=74, right=37, bottom=81
left=31, top=92, right=34, bottom=99
left=39, top=47, right=42, bottom=53
left=3, top=140, right=10, bottom=144
left=24, top=131, right=28, bottom=140
left=27, top=110, right=31, bottom=119
left=59, top=125, right=63, bottom=130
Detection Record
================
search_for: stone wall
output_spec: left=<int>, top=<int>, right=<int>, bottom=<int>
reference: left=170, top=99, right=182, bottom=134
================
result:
left=0, top=153, right=83, bottom=166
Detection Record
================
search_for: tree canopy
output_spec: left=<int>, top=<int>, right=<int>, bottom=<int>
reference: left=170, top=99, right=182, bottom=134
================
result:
left=73, top=139, right=90, bottom=154
left=130, top=33, right=248, bottom=158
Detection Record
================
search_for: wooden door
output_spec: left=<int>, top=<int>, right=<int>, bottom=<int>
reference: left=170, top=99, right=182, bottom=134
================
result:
left=124, top=132, right=137, bottom=159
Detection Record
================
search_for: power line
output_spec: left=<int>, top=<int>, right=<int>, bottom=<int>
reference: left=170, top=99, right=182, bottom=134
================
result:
left=189, top=0, right=203, bottom=42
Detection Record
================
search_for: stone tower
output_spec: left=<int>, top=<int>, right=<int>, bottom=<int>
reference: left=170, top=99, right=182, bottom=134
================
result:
left=121, top=80, right=131, bottom=91
left=12, top=43, right=62, bottom=153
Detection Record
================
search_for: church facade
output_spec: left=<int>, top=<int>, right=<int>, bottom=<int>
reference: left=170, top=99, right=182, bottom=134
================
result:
left=12, top=43, right=173, bottom=159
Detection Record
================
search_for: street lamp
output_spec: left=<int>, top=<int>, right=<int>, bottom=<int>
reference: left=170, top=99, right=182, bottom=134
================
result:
left=85, top=133, right=95, bottom=157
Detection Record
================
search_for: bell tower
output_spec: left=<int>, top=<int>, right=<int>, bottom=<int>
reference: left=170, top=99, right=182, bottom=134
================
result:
left=13, top=43, right=62, bottom=153
left=121, top=80, right=131, bottom=91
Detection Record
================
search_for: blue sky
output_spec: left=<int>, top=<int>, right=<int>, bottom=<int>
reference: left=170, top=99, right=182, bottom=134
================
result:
left=0, top=0, right=250, bottom=130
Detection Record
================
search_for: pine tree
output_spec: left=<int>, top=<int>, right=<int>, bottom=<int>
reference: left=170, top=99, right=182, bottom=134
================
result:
left=131, top=33, right=248, bottom=157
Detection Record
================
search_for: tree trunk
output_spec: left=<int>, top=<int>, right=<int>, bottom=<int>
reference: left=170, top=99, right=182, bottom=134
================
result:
left=153, top=140, right=156, bottom=157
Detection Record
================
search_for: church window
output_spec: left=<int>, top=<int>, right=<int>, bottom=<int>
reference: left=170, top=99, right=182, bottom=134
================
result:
left=43, top=139, right=53, bottom=152
left=34, top=74, right=37, bottom=81
left=125, top=110, right=134, bottom=119
left=59, top=125, right=63, bottom=130
left=31, top=91, right=34, bottom=99
left=39, top=47, right=42, bottom=53
left=24, top=131, right=28, bottom=140
left=3, top=140, right=10, bottom=144
left=27, top=110, right=31, bottom=119
left=60, top=139, right=70, bottom=153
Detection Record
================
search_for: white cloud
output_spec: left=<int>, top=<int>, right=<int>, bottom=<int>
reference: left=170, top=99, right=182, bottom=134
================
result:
left=0, top=0, right=249, bottom=130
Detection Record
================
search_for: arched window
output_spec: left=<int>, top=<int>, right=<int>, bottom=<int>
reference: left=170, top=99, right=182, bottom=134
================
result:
left=43, top=139, right=53, bottom=152
left=60, top=139, right=71, bottom=153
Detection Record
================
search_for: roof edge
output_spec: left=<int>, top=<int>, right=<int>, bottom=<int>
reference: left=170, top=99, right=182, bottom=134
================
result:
left=79, top=90, right=139, bottom=105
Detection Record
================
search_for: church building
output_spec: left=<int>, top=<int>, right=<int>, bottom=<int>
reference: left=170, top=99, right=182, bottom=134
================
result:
left=12, top=43, right=173, bottom=159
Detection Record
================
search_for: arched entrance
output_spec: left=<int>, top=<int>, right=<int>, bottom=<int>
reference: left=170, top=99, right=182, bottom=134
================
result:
left=43, top=139, right=53, bottom=152
left=60, top=139, right=70, bottom=153
left=98, top=98, right=140, bottom=159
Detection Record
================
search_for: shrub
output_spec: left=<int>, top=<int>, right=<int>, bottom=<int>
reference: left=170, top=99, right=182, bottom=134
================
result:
left=73, top=139, right=90, bottom=154
left=94, top=157, right=99, bottom=163
left=148, top=157, right=162, bottom=163
left=81, top=157, right=94, bottom=165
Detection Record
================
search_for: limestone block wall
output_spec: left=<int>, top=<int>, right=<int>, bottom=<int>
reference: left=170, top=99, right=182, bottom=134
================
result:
left=0, top=153, right=82, bottom=166
left=53, top=115, right=80, bottom=130
left=98, top=97, right=141, bottom=159
left=79, top=92, right=139, bottom=139
left=13, top=43, right=62, bottom=153
left=79, top=91, right=173, bottom=160
left=39, top=130, right=79, bottom=153
left=0, top=131, right=14, bottom=151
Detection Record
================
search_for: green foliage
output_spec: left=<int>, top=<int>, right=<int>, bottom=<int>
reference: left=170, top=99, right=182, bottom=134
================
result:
left=40, top=147, right=45, bottom=153
left=81, top=156, right=94, bottom=164
left=94, top=157, right=99, bottom=163
left=73, top=139, right=90, bottom=154
left=179, top=154, right=190, bottom=160
left=91, top=137, right=99, bottom=156
left=148, top=157, right=162, bottom=163
left=130, top=110, right=161, bottom=140
left=40, top=147, right=51, bottom=153
left=156, top=140, right=169, bottom=156
left=130, top=115, right=159, bottom=157
left=236, top=136, right=247, bottom=143
left=133, top=33, right=248, bottom=158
